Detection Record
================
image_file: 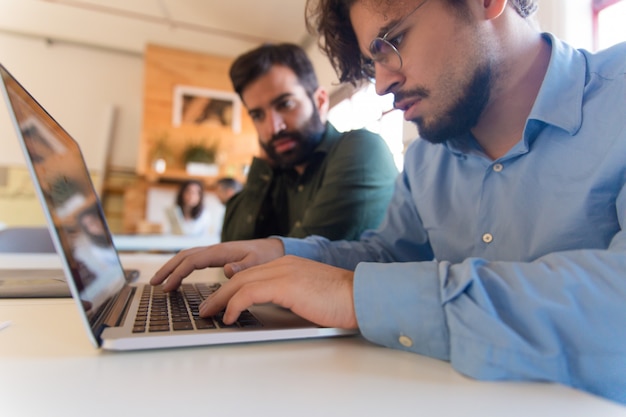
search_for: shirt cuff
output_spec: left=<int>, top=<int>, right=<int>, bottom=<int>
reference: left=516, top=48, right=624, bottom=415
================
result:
left=353, top=260, right=450, bottom=360
left=279, top=236, right=325, bottom=262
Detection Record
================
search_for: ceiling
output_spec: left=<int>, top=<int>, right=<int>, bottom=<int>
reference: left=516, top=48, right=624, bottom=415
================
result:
left=0, top=0, right=316, bottom=58
left=0, top=0, right=343, bottom=88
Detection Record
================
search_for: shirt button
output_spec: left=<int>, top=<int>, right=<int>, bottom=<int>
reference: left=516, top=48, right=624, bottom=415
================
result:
left=482, top=233, right=493, bottom=243
left=493, top=163, right=503, bottom=172
left=294, top=221, right=302, bottom=228
left=297, top=185, right=304, bottom=192
left=398, top=335, right=413, bottom=348
left=246, top=215, right=253, bottom=224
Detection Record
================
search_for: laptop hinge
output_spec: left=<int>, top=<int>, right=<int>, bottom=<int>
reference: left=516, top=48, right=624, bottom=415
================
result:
left=102, top=285, right=135, bottom=328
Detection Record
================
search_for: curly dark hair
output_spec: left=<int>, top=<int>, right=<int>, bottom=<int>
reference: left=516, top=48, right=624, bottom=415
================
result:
left=229, top=43, right=320, bottom=99
left=305, top=0, right=538, bottom=84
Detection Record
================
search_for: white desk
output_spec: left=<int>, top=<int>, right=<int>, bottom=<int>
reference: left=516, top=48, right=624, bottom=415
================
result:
left=1, top=254, right=625, bottom=417
left=112, top=234, right=219, bottom=252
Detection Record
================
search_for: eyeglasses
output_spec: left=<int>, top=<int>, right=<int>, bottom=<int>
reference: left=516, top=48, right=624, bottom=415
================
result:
left=365, top=0, right=430, bottom=75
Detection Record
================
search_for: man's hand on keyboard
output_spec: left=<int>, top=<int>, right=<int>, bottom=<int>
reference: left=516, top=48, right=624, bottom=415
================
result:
left=198, top=255, right=358, bottom=330
left=150, top=238, right=285, bottom=292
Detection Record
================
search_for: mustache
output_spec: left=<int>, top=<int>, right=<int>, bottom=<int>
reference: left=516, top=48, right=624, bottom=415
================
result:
left=270, top=130, right=300, bottom=144
left=393, top=86, right=430, bottom=108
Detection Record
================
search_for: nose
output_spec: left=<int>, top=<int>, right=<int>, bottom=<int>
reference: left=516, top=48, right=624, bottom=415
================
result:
left=267, top=109, right=286, bottom=135
left=374, top=63, right=404, bottom=96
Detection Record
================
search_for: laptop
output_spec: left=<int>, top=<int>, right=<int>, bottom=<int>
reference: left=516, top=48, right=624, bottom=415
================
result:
left=0, top=63, right=356, bottom=351
left=165, top=205, right=185, bottom=235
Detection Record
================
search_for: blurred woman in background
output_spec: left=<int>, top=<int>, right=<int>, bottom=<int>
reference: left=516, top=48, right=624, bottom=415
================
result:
left=173, top=179, right=212, bottom=236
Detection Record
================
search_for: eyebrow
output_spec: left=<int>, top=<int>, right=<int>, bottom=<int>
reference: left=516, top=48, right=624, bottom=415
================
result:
left=361, top=16, right=403, bottom=59
left=247, top=93, right=294, bottom=115
left=375, top=14, right=404, bottom=38
left=269, top=93, right=293, bottom=107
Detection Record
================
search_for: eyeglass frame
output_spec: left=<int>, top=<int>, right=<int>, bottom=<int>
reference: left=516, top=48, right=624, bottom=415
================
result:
left=364, top=0, right=431, bottom=76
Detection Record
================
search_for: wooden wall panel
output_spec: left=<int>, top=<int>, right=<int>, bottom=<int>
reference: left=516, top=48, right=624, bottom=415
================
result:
left=117, top=43, right=258, bottom=233
left=139, top=43, right=257, bottom=183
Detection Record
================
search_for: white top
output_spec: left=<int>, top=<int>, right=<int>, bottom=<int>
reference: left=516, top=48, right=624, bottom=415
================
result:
left=180, top=207, right=214, bottom=236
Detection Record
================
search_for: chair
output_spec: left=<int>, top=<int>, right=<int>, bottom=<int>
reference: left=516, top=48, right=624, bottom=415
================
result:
left=0, top=227, right=57, bottom=253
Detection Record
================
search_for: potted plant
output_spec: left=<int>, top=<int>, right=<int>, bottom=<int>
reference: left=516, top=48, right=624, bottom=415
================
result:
left=182, top=139, right=219, bottom=176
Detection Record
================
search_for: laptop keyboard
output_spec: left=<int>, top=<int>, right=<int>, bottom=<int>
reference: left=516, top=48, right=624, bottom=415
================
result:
left=132, top=283, right=262, bottom=333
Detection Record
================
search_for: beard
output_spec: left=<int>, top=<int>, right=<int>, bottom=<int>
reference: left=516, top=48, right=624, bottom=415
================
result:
left=401, top=62, right=493, bottom=145
left=260, top=104, right=326, bottom=170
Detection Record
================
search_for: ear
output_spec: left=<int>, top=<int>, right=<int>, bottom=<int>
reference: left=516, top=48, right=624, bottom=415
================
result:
left=313, top=86, right=330, bottom=121
left=483, top=0, right=508, bottom=20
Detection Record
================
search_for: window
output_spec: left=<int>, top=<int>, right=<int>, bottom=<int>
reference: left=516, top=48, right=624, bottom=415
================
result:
left=593, top=0, right=626, bottom=50
left=328, top=83, right=405, bottom=171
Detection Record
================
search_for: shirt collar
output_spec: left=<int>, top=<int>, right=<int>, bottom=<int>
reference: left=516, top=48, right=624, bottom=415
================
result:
left=280, top=122, right=336, bottom=180
left=313, top=122, right=340, bottom=155
left=527, top=33, right=586, bottom=136
left=444, top=33, right=587, bottom=158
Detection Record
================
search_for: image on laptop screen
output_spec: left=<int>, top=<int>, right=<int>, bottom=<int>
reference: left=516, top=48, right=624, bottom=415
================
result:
left=0, top=65, right=126, bottom=319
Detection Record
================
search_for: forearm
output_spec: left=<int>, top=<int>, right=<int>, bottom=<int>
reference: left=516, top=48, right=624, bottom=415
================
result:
left=354, top=246, right=626, bottom=403
left=282, top=234, right=400, bottom=269
left=281, top=175, right=434, bottom=269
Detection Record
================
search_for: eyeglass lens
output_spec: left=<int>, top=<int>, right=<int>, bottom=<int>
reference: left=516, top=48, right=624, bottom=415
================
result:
left=369, top=38, right=402, bottom=70
left=365, top=0, right=431, bottom=74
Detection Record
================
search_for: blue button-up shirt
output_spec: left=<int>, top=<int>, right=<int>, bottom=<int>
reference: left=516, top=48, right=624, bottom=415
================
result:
left=282, top=34, right=626, bottom=404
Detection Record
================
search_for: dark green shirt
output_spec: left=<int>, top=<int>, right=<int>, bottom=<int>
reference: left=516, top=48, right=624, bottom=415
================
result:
left=221, top=123, right=398, bottom=241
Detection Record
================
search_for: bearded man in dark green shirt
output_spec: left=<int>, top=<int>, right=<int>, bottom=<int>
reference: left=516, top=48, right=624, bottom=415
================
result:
left=222, top=43, right=397, bottom=242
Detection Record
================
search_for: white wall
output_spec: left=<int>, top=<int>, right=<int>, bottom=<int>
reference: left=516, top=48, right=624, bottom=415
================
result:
left=0, top=0, right=597, bottom=174
left=0, top=32, right=143, bottom=172
left=535, top=0, right=594, bottom=49
left=0, top=33, right=340, bottom=175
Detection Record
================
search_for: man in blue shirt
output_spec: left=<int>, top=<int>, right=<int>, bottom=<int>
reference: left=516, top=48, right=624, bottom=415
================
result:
left=151, top=0, right=626, bottom=404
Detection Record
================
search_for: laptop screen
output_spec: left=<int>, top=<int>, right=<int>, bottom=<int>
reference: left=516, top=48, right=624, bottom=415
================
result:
left=0, top=65, right=126, bottom=322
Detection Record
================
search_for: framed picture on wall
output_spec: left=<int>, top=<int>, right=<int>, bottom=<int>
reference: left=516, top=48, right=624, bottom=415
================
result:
left=172, top=85, right=241, bottom=133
